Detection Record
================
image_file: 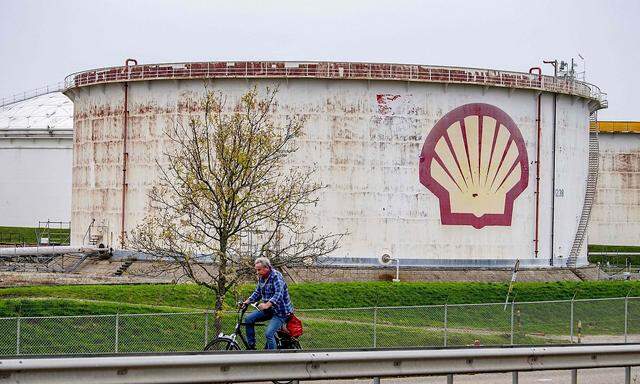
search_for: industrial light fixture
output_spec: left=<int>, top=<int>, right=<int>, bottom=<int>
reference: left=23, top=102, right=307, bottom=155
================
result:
left=378, top=251, right=400, bottom=282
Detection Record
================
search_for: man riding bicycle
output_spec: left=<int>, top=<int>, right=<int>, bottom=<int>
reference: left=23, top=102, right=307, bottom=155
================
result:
left=241, top=257, right=294, bottom=350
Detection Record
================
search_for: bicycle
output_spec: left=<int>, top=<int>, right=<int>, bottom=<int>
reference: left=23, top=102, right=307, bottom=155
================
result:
left=204, top=302, right=301, bottom=384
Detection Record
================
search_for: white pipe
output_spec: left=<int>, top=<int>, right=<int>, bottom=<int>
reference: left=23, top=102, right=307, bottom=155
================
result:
left=0, top=246, right=99, bottom=257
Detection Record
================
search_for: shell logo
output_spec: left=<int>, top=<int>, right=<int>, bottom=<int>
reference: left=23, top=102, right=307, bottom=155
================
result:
left=419, top=103, right=529, bottom=229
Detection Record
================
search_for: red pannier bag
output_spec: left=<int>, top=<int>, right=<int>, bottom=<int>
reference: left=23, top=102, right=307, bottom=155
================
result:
left=286, top=313, right=304, bottom=337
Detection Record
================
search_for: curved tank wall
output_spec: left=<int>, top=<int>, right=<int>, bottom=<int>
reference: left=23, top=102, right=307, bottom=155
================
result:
left=64, top=62, right=606, bottom=267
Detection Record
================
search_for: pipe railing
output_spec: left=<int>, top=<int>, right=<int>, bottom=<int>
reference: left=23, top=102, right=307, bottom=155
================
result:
left=62, top=61, right=607, bottom=108
left=0, top=82, right=65, bottom=108
left=0, top=245, right=99, bottom=257
left=1, top=62, right=607, bottom=114
left=0, top=344, right=638, bottom=383
left=0, top=129, right=73, bottom=139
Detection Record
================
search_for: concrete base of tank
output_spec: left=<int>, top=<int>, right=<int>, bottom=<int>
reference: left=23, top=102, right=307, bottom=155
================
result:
left=0, top=258, right=604, bottom=286
left=320, top=257, right=576, bottom=268
left=286, top=264, right=602, bottom=283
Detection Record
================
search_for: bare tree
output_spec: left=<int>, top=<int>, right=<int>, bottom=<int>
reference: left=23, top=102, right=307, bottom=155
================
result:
left=130, top=87, right=343, bottom=322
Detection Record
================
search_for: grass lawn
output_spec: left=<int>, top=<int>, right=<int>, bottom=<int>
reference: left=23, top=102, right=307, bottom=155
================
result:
left=588, top=244, right=640, bottom=266
left=0, top=226, right=70, bottom=245
left=588, top=244, right=640, bottom=253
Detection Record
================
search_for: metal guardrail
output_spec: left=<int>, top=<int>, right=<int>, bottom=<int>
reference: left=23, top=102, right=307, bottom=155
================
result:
left=62, top=61, right=608, bottom=108
left=0, top=344, right=638, bottom=383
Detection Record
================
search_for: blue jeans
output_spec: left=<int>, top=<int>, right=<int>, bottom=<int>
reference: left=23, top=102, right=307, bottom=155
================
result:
left=244, top=308, right=287, bottom=350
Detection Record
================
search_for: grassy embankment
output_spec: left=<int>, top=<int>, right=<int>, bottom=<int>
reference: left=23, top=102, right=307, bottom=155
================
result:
left=2, top=280, right=640, bottom=315
left=1, top=281, right=640, bottom=354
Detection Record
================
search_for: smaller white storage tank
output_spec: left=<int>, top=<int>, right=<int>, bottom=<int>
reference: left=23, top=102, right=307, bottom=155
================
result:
left=0, top=93, right=73, bottom=227
left=589, top=122, right=640, bottom=246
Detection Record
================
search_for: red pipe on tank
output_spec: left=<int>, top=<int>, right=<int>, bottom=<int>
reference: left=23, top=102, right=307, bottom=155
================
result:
left=529, top=67, right=542, bottom=259
left=120, top=58, right=138, bottom=248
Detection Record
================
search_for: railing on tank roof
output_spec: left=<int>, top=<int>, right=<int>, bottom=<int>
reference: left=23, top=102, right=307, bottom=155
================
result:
left=63, top=61, right=607, bottom=107
left=0, top=82, right=65, bottom=108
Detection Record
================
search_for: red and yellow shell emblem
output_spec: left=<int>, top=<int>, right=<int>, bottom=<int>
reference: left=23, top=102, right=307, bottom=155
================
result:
left=419, top=103, right=529, bottom=229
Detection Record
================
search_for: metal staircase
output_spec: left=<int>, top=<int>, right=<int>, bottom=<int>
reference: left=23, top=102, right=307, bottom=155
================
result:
left=567, top=112, right=599, bottom=267
left=114, top=260, right=134, bottom=276
left=64, top=254, right=91, bottom=273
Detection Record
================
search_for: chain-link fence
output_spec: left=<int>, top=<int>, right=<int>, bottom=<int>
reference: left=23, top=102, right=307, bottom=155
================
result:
left=1, top=296, right=638, bottom=356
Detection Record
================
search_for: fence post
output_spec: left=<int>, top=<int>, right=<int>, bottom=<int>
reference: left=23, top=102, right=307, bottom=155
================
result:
left=16, top=317, right=21, bottom=355
left=205, top=311, right=209, bottom=348
left=510, top=300, right=515, bottom=345
left=373, top=307, right=378, bottom=348
left=115, top=313, right=120, bottom=353
left=570, top=296, right=575, bottom=343
left=625, top=296, right=629, bottom=343
left=444, top=303, right=448, bottom=347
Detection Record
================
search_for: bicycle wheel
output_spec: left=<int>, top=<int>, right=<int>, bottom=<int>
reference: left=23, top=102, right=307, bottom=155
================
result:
left=272, top=337, right=301, bottom=384
left=280, top=337, right=301, bottom=350
left=204, top=337, right=241, bottom=351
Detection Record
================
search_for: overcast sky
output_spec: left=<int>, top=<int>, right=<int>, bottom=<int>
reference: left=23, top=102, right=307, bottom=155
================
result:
left=1, top=0, right=638, bottom=119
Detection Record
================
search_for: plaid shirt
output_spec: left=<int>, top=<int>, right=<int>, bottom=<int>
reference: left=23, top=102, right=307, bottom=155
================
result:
left=248, top=268, right=294, bottom=318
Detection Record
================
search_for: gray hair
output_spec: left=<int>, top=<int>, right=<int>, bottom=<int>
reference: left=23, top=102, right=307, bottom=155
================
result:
left=254, top=257, right=271, bottom=269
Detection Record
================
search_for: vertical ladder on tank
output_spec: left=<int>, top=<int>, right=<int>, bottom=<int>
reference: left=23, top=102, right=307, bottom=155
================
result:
left=567, top=112, right=599, bottom=268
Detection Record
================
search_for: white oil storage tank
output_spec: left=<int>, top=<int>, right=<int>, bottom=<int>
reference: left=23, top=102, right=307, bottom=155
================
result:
left=589, top=121, right=640, bottom=247
left=0, top=93, right=73, bottom=227
left=63, top=61, right=607, bottom=267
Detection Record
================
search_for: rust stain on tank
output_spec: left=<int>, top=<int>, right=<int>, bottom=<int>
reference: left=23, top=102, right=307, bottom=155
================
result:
left=614, top=153, right=634, bottom=172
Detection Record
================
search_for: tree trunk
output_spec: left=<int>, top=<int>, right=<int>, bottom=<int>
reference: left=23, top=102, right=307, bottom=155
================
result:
left=214, top=242, right=228, bottom=334
left=213, top=288, right=226, bottom=334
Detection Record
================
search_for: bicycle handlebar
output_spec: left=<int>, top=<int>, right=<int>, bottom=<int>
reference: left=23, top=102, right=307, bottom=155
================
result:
left=237, top=301, right=259, bottom=317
